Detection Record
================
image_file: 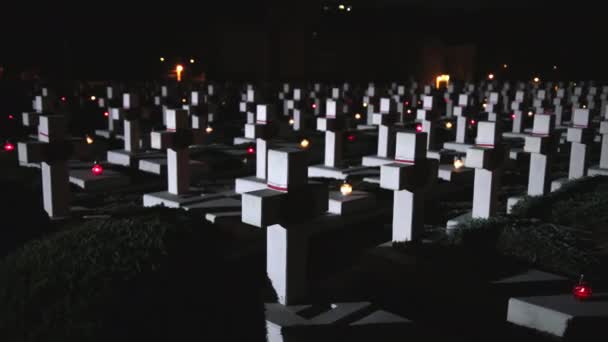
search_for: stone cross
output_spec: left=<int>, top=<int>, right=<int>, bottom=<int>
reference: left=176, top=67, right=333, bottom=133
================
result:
left=380, top=131, right=437, bottom=242
left=589, top=110, right=608, bottom=176
left=361, top=111, right=397, bottom=166
left=507, top=114, right=558, bottom=213
left=150, top=109, right=198, bottom=195
left=241, top=148, right=327, bottom=304
left=35, top=115, right=71, bottom=218
left=316, top=99, right=344, bottom=168
left=464, top=121, right=506, bottom=219
left=565, top=109, right=593, bottom=180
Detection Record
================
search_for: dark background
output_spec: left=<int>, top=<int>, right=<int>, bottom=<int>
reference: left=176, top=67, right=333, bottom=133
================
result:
left=1, top=0, right=606, bottom=82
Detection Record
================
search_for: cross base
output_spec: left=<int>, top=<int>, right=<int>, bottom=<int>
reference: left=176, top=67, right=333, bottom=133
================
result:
left=69, top=169, right=129, bottom=191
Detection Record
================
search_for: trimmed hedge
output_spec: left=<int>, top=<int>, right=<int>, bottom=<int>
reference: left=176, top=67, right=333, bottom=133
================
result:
left=509, top=175, right=608, bottom=224
left=0, top=207, right=268, bottom=342
left=443, top=217, right=599, bottom=277
left=0, top=166, right=50, bottom=258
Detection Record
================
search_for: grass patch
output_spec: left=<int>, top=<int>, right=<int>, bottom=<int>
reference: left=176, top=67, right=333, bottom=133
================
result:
left=0, top=207, right=268, bottom=341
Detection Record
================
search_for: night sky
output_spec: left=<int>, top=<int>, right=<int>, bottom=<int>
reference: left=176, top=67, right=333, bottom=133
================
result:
left=1, top=1, right=606, bottom=81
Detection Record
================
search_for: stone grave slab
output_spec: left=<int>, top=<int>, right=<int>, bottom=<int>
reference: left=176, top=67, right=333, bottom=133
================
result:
left=69, top=168, right=130, bottom=191
left=327, top=190, right=376, bottom=215
left=507, top=293, right=608, bottom=338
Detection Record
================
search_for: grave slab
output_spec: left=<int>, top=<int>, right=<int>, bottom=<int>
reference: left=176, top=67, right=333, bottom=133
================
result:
left=361, top=155, right=395, bottom=167
left=327, top=190, right=376, bottom=215
left=143, top=191, right=211, bottom=208
left=69, top=169, right=129, bottom=191
left=205, top=211, right=242, bottom=224
left=446, top=212, right=472, bottom=230
left=443, top=141, right=473, bottom=153
left=507, top=293, right=608, bottom=338
left=308, top=164, right=374, bottom=180
left=182, top=197, right=241, bottom=211
left=235, top=176, right=267, bottom=194
left=107, top=149, right=165, bottom=167
left=437, top=164, right=474, bottom=183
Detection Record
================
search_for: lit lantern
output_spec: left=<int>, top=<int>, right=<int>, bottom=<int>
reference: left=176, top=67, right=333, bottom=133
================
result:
left=61, top=96, right=66, bottom=102
left=205, top=126, right=213, bottom=134
left=528, top=111, right=534, bottom=117
left=190, top=58, right=195, bottom=64
left=3, top=141, right=15, bottom=152
left=488, top=73, right=495, bottom=80
left=289, top=118, right=294, bottom=125
left=340, top=181, right=353, bottom=196
left=470, top=119, right=476, bottom=125
left=347, top=134, right=356, bottom=142
left=415, top=123, right=423, bottom=132
left=572, top=275, right=592, bottom=300
left=355, top=113, right=362, bottom=120
left=247, top=146, right=255, bottom=154
left=436, top=74, right=450, bottom=89
left=583, top=105, right=587, bottom=109
left=312, top=103, right=317, bottom=109
left=8, top=114, right=14, bottom=120
left=91, top=162, right=104, bottom=176
left=483, top=103, right=487, bottom=109
left=362, top=102, right=368, bottom=108
left=103, top=111, right=109, bottom=117
left=445, top=121, right=453, bottom=129
left=406, top=109, right=412, bottom=114
left=181, top=98, right=187, bottom=103
left=453, top=157, right=464, bottom=169
left=405, top=101, right=409, bottom=106
left=300, top=138, right=310, bottom=148
left=85, top=135, right=94, bottom=145
left=503, top=64, right=508, bottom=69
left=553, top=65, right=558, bottom=70
left=338, top=4, right=345, bottom=10
left=160, top=57, right=165, bottom=62
left=90, top=95, right=96, bottom=101
left=511, top=113, right=516, bottom=120
left=176, top=64, right=184, bottom=82
left=533, top=77, right=540, bottom=83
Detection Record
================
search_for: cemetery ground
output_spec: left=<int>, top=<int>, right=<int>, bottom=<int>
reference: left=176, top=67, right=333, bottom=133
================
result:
left=1, top=134, right=606, bottom=341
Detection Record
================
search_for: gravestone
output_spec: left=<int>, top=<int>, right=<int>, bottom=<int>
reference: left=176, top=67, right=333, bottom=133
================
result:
left=551, top=109, right=594, bottom=191
left=587, top=110, right=608, bottom=176
left=32, top=115, right=71, bottom=218
left=143, top=109, right=207, bottom=208
left=235, top=119, right=276, bottom=194
left=447, top=121, right=506, bottom=229
left=309, top=100, right=373, bottom=180
left=107, top=110, right=163, bottom=167
left=507, top=114, right=558, bottom=213
left=380, top=131, right=437, bottom=242
left=361, top=109, right=397, bottom=167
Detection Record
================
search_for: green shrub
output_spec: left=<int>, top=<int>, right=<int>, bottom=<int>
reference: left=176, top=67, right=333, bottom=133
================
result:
left=0, top=171, right=50, bottom=258
left=0, top=207, right=267, bottom=342
left=445, top=217, right=600, bottom=277
left=509, top=176, right=608, bottom=220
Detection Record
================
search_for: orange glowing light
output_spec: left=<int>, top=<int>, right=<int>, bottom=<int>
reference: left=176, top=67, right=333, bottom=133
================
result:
left=176, top=64, right=184, bottom=82
left=436, top=74, right=450, bottom=89
left=453, top=158, right=464, bottom=169
left=340, top=181, right=353, bottom=196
